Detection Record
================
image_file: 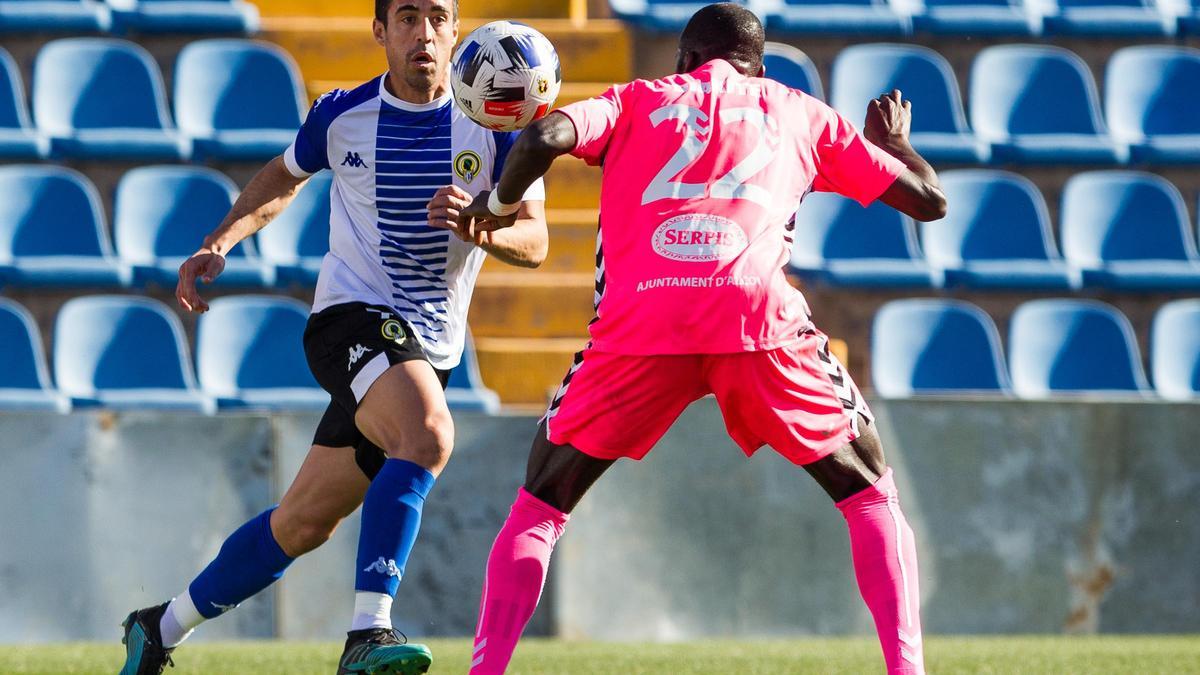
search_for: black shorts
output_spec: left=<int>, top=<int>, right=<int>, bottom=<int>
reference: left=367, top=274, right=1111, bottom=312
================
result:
left=303, top=302, right=450, bottom=479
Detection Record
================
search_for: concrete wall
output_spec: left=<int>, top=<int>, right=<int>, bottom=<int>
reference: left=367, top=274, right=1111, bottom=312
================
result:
left=0, top=399, right=1196, bottom=642
left=556, top=398, right=1200, bottom=639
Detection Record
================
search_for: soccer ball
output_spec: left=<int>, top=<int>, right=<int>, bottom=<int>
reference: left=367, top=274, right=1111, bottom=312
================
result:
left=451, top=21, right=562, bottom=132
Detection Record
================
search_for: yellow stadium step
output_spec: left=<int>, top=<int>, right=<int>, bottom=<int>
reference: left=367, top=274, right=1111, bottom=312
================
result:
left=544, top=156, right=601, bottom=210
left=468, top=272, right=594, bottom=338
left=482, top=209, right=597, bottom=274
left=262, top=17, right=631, bottom=85
left=474, top=336, right=585, bottom=405
left=253, top=0, right=580, bottom=20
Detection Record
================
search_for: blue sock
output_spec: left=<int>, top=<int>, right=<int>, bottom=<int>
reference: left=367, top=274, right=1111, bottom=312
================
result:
left=355, top=459, right=436, bottom=596
left=188, top=507, right=294, bottom=619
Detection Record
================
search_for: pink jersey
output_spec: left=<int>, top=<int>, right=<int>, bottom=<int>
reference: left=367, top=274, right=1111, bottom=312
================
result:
left=555, top=59, right=906, bottom=355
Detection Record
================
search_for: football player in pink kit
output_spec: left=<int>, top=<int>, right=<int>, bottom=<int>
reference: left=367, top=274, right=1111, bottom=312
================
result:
left=446, top=4, right=946, bottom=673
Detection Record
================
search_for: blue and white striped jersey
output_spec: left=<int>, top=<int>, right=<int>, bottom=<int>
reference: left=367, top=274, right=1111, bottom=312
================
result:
left=283, top=75, right=545, bottom=370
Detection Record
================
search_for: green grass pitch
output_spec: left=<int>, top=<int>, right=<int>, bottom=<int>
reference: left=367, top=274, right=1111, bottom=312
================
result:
left=3, top=636, right=1198, bottom=673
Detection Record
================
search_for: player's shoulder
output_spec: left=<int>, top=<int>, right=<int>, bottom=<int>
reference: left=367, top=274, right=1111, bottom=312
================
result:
left=306, top=77, right=382, bottom=123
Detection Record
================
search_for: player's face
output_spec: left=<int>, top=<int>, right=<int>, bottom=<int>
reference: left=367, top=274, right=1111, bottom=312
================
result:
left=374, top=0, right=458, bottom=93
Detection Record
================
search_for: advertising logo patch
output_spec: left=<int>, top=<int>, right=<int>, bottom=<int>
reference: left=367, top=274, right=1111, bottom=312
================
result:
left=652, top=214, right=748, bottom=262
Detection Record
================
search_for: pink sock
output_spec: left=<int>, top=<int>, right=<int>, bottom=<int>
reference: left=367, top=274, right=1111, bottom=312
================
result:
left=836, top=469, right=925, bottom=674
left=470, top=488, right=569, bottom=674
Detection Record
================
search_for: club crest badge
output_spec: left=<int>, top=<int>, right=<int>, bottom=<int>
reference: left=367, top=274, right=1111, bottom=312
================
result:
left=454, top=150, right=483, bottom=183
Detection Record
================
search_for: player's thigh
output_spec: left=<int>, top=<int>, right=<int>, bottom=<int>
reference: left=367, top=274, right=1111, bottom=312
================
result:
left=354, top=358, right=454, bottom=475
left=543, top=347, right=706, bottom=462
left=304, top=303, right=450, bottom=472
left=707, top=330, right=875, bottom=468
left=272, top=443, right=371, bottom=556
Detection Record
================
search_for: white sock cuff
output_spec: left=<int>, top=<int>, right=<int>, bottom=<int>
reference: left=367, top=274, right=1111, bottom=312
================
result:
left=351, top=591, right=394, bottom=632
left=170, top=589, right=206, bottom=632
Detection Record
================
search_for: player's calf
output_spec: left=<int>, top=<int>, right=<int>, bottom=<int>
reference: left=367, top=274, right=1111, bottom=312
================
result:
left=809, top=423, right=925, bottom=674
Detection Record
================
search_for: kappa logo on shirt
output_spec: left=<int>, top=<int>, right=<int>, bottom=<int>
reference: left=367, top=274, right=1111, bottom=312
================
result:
left=341, top=151, right=369, bottom=169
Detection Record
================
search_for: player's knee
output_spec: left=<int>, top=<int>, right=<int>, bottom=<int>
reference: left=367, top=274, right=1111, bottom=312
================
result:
left=377, top=409, right=454, bottom=472
left=273, top=509, right=341, bottom=556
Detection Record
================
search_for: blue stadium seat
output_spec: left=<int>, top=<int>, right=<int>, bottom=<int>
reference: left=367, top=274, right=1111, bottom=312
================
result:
left=0, top=48, right=44, bottom=159
left=196, top=296, right=327, bottom=410
left=1151, top=299, right=1200, bottom=400
left=923, top=170, right=1080, bottom=290
left=175, top=40, right=304, bottom=160
left=0, top=165, right=130, bottom=287
left=113, top=166, right=272, bottom=287
left=0, top=0, right=111, bottom=32
left=32, top=38, right=188, bottom=160
left=1106, top=46, right=1200, bottom=164
left=871, top=299, right=1011, bottom=396
left=831, top=44, right=986, bottom=163
left=53, top=295, right=214, bottom=412
left=790, top=193, right=942, bottom=288
left=1182, top=0, right=1200, bottom=33
left=257, top=172, right=330, bottom=286
left=1060, top=171, right=1200, bottom=290
left=762, top=42, right=824, bottom=100
left=608, top=0, right=768, bottom=31
left=1041, top=0, right=1176, bottom=35
left=1008, top=299, right=1150, bottom=397
left=445, top=332, right=501, bottom=413
left=907, top=0, right=1041, bottom=35
left=970, top=45, right=1124, bottom=164
left=0, top=299, right=68, bottom=412
left=107, top=0, right=258, bottom=34
left=768, top=0, right=911, bottom=34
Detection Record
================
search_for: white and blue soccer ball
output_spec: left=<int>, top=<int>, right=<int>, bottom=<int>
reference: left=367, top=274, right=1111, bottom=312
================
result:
left=451, top=21, right=562, bottom=132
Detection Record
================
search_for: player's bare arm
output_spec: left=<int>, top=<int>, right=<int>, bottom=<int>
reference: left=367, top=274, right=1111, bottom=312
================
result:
left=455, top=112, right=576, bottom=233
left=427, top=185, right=548, bottom=267
left=864, top=89, right=948, bottom=222
left=176, top=155, right=306, bottom=313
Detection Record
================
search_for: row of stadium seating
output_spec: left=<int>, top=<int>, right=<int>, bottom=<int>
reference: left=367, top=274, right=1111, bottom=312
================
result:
left=0, top=39, right=303, bottom=160
left=790, top=170, right=1200, bottom=291
left=0, top=0, right=258, bottom=34
left=871, top=297, right=1200, bottom=400
left=5, top=164, right=1199, bottom=292
left=612, top=0, right=1200, bottom=36
left=0, top=295, right=499, bottom=413
left=765, top=42, right=1200, bottom=165
left=6, top=38, right=1198, bottom=166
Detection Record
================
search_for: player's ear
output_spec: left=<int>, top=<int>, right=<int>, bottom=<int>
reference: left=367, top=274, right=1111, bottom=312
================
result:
left=372, top=18, right=387, bottom=47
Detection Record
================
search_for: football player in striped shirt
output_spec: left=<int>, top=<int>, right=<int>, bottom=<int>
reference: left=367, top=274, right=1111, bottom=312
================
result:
left=119, top=2, right=546, bottom=674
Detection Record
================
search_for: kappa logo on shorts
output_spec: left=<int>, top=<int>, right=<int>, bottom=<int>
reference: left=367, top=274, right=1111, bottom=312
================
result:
left=454, top=150, right=482, bottom=183
left=652, top=214, right=748, bottom=262
left=381, top=319, right=407, bottom=345
left=348, top=343, right=372, bottom=370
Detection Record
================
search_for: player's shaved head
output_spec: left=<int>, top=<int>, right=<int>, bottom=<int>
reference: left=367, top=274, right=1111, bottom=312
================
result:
left=676, top=3, right=765, bottom=77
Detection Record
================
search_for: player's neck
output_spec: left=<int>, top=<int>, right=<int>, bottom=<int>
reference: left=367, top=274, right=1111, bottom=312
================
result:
left=384, top=71, right=449, bottom=106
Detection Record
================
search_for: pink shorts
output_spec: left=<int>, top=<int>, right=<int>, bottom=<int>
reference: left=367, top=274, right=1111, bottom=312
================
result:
left=542, top=330, right=873, bottom=466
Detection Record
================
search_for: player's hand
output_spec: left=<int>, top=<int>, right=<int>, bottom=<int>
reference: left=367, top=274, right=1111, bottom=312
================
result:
left=864, top=89, right=912, bottom=149
left=458, top=190, right=519, bottom=234
left=176, top=249, right=225, bottom=313
left=428, top=185, right=493, bottom=245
